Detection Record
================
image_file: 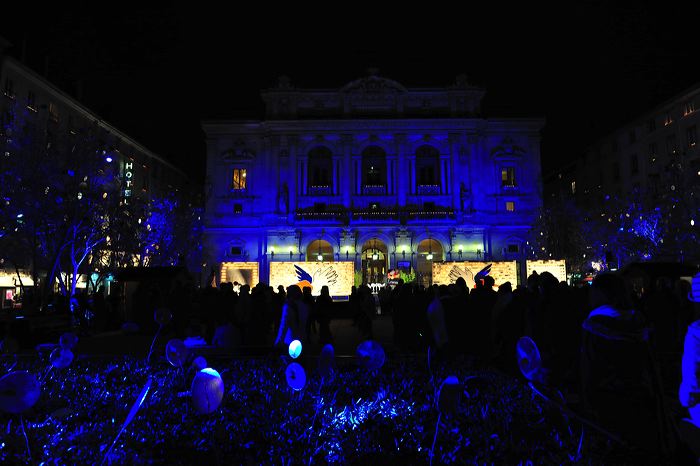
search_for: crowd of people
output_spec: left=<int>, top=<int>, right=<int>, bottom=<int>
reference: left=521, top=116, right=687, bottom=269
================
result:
left=4, top=267, right=700, bottom=462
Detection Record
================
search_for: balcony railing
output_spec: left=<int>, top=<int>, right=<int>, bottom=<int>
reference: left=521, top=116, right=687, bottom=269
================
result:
left=362, top=184, right=387, bottom=195
left=416, top=184, right=441, bottom=195
left=294, top=205, right=455, bottom=222
left=307, top=185, right=332, bottom=196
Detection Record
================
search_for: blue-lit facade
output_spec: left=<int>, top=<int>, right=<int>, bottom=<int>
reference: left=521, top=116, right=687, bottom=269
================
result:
left=202, top=75, right=544, bottom=286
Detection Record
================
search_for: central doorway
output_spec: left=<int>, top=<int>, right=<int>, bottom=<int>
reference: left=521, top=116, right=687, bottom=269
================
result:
left=361, top=238, right=388, bottom=284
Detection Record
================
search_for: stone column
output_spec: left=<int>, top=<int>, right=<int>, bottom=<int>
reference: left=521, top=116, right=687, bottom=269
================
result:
left=340, top=134, right=355, bottom=207
left=395, top=134, right=407, bottom=206
left=288, top=135, right=298, bottom=220
left=449, top=133, right=460, bottom=210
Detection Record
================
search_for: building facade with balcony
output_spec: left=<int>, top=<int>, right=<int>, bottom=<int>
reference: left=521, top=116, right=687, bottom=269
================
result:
left=203, top=74, right=544, bottom=288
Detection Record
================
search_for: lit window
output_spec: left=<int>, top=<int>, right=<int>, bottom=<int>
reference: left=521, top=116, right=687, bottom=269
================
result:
left=505, top=201, right=515, bottom=212
left=27, top=91, right=36, bottom=111
left=232, top=168, right=247, bottom=190
left=664, top=111, right=673, bottom=126
left=2, top=78, right=14, bottom=98
left=501, top=167, right=516, bottom=188
left=48, top=102, right=59, bottom=123
left=687, top=125, right=697, bottom=148
left=666, top=134, right=678, bottom=155
left=684, top=101, right=696, bottom=116
left=571, top=181, right=576, bottom=194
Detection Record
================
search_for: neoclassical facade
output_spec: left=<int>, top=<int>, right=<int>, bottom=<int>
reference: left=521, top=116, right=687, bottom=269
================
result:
left=203, top=74, right=544, bottom=289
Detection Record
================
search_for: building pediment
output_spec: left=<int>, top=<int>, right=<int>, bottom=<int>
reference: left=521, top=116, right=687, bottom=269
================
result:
left=341, top=75, right=408, bottom=95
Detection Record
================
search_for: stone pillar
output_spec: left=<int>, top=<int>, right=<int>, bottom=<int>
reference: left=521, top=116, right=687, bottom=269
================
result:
left=409, top=158, right=416, bottom=195
left=440, top=156, right=449, bottom=195
left=341, top=135, right=353, bottom=206
left=288, top=136, right=298, bottom=220
left=395, top=134, right=407, bottom=206
left=449, top=133, right=460, bottom=210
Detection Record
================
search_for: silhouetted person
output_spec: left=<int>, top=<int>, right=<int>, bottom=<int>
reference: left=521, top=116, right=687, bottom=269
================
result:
left=580, top=272, right=672, bottom=457
left=274, top=285, right=309, bottom=348
left=316, top=285, right=334, bottom=344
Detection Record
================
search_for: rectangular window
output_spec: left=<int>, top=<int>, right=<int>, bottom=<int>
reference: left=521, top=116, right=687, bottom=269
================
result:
left=629, top=129, right=636, bottom=144
left=571, top=180, right=576, bottom=194
left=649, top=142, right=657, bottom=162
left=664, top=111, right=673, bottom=126
left=685, top=101, right=696, bottom=116
left=505, top=201, right=515, bottom=212
left=666, top=134, right=678, bottom=155
left=233, top=203, right=243, bottom=214
left=630, top=154, right=639, bottom=174
left=507, top=244, right=519, bottom=253
left=687, top=125, right=697, bottom=148
left=231, top=168, right=247, bottom=190
left=230, top=246, right=242, bottom=255
left=48, top=102, right=59, bottom=123
left=27, top=91, right=37, bottom=111
left=501, top=167, right=516, bottom=187
left=3, top=78, right=14, bottom=98
left=647, top=118, right=656, bottom=133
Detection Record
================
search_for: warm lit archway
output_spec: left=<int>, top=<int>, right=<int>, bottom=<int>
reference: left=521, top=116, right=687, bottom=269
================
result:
left=306, top=239, right=334, bottom=262
left=416, top=238, right=443, bottom=287
left=361, top=238, right=388, bottom=284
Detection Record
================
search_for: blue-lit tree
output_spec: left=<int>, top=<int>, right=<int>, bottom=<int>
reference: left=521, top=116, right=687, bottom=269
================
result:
left=1, top=99, right=121, bottom=301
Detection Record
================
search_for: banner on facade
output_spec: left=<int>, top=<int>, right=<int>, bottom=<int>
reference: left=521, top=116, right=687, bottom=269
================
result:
left=269, top=261, right=354, bottom=296
left=220, top=262, right=259, bottom=287
left=526, top=260, right=567, bottom=283
left=432, top=261, right=518, bottom=289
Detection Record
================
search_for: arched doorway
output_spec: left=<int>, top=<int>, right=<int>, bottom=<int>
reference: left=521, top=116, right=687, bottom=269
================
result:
left=306, top=240, right=334, bottom=262
left=361, top=238, right=388, bottom=284
left=416, top=239, right=443, bottom=287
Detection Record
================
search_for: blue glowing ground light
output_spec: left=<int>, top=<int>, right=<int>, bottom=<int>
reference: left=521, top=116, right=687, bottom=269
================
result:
left=0, top=357, right=622, bottom=464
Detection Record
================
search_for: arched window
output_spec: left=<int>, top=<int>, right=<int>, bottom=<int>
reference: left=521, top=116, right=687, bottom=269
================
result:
left=308, top=147, right=333, bottom=192
left=416, top=145, right=440, bottom=193
left=362, top=146, right=386, bottom=194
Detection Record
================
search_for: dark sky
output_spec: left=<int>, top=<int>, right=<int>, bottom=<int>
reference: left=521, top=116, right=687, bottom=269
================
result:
left=3, top=3, right=699, bottom=185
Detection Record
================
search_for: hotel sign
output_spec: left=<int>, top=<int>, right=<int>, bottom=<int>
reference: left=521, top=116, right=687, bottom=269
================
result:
left=123, top=161, right=134, bottom=204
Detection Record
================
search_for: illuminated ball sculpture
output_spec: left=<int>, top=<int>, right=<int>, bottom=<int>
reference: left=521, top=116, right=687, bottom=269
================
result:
left=516, top=336, right=545, bottom=384
left=59, top=332, right=78, bottom=350
left=191, top=368, right=224, bottom=414
left=0, top=371, right=40, bottom=414
left=285, top=362, right=306, bottom=391
left=356, top=340, right=385, bottom=371
left=288, top=339, right=302, bottom=359
left=192, top=356, right=208, bottom=371
left=165, top=339, right=190, bottom=367
left=437, top=375, right=461, bottom=414
left=318, top=344, right=335, bottom=378
left=50, top=347, right=74, bottom=369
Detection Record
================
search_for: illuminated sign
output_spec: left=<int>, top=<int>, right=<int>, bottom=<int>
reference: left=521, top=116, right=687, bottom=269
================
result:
left=270, top=262, right=354, bottom=296
left=526, top=260, right=567, bottom=283
left=433, top=261, right=518, bottom=289
left=220, top=262, right=259, bottom=287
left=123, top=161, right=134, bottom=204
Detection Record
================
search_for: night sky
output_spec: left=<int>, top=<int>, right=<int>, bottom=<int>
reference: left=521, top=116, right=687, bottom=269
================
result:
left=3, top=3, right=699, bottom=185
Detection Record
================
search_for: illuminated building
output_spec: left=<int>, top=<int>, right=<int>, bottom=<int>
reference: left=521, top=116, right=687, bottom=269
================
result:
left=203, top=73, right=544, bottom=288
